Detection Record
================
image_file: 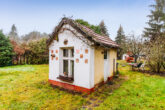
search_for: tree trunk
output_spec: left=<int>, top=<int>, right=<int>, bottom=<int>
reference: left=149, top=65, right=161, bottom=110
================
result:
left=27, top=57, right=29, bottom=64
left=134, top=55, right=138, bottom=63
left=24, top=54, right=26, bottom=64
left=20, top=56, right=22, bottom=65
left=16, top=55, right=18, bottom=65
left=157, top=62, right=161, bottom=73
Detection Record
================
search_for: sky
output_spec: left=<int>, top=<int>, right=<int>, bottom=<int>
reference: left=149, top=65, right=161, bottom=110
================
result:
left=0, top=0, right=154, bottom=40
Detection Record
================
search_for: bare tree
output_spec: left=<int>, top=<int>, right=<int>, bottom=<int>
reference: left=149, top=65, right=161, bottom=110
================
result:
left=126, top=34, right=144, bottom=63
left=145, top=36, right=165, bottom=73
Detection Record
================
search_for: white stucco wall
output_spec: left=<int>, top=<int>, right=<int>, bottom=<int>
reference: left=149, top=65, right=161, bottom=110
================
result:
left=49, top=24, right=94, bottom=89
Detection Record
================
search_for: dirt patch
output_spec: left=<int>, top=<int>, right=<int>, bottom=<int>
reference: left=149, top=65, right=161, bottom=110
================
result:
left=81, top=75, right=128, bottom=109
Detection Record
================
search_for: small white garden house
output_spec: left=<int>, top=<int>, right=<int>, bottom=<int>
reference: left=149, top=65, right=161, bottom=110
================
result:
left=48, top=18, right=119, bottom=94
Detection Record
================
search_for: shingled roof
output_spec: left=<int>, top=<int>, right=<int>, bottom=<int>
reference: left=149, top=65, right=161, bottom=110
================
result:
left=48, top=17, right=119, bottom=48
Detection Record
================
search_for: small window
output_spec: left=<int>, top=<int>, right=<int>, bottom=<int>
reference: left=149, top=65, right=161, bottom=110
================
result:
left=63, top=49, right=68, bottom=57
left=61, top=48, right=74, bottom=79
left=104, top=50, right=107, bottom=59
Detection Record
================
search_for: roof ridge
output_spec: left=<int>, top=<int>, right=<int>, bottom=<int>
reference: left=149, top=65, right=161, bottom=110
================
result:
left=48, top=17, right=119, bottom=48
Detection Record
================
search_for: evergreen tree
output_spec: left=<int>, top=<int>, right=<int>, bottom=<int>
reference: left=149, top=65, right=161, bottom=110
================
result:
left=75, top=19, right=102, bottom=34
left=9, top=24, right=20, bottom=42
left=0, top=32, right=14, bottom=66
left=99, top=20, right=109, bottom=36
left=144, top=0, right=165, bottom=40
left=115, top=25, right=126, bottom=59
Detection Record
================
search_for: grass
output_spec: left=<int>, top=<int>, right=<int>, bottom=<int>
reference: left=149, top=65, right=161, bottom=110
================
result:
left=0, top=61, right=165, bottom=110
left=95, top=61, right=165, bottom=110
left=0, top=65, right=86, bottom=110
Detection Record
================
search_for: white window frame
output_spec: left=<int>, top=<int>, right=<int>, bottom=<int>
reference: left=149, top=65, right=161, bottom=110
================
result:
left=61, top=48, right=74, bottom=78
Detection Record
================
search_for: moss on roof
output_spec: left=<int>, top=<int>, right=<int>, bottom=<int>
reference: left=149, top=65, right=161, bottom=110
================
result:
left=75, top=19, right=102, bottom=35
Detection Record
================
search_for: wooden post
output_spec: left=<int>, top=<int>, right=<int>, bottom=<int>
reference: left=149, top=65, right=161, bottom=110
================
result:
left=113, top=59, right=115, bottom=75
left=116, top=63, right=119, bottom=75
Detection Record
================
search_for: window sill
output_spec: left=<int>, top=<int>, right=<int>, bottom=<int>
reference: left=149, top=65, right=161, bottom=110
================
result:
left=57, top=75, right=74, bottom=83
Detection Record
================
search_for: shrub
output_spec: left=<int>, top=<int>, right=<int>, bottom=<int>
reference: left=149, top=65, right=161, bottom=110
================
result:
left=145, top=37, right=165, bottom=73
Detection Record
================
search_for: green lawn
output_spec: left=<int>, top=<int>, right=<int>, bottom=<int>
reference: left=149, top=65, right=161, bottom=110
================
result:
left=0, top=65, right=87, bottom=110
left=0, top=62, right=165, bottom=110
left=95, top=61, right=165, bottom=110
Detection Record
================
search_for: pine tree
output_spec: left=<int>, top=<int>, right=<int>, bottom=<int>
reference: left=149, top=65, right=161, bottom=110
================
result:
left=144, top=0, right=165, bottom=40
left=143, top=0, right=165, bottom=72
left=99, top=20, right=109, bottom=36
left=115, top=25, right=126, bottom=59
left=9, top=24, right=20, bottom=42
left=0, top=31, right=14, bottom=66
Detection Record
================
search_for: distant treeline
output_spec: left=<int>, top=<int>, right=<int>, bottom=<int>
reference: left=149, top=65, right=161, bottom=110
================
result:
left=0, top=25, right=49, bottom=66
left=0, top=19, right=111, bottom=66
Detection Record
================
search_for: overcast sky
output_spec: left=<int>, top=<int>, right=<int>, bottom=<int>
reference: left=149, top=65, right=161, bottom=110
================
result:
left=0, top=0, right=154, bottom=40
